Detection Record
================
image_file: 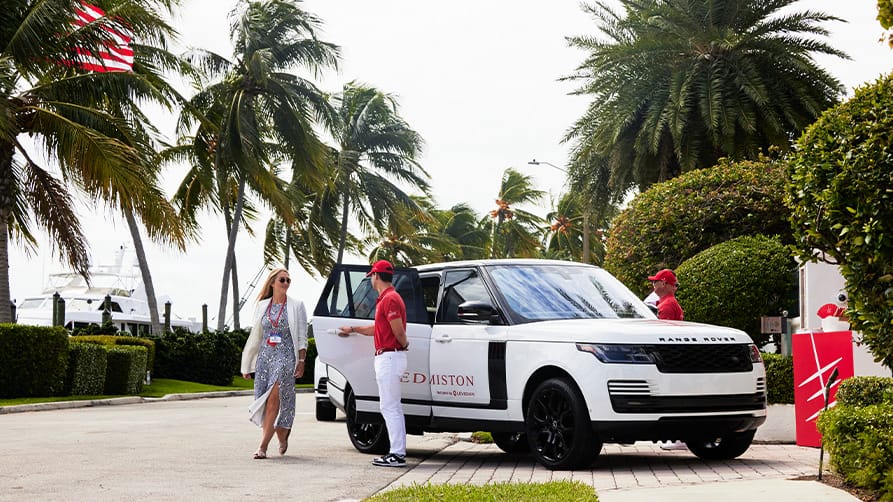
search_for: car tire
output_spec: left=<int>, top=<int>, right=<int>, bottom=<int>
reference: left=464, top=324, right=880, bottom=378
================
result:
left=685, top=430, right=755, bottom=460
left=525, top=378, right=601, bottom=470
left=316, top=400, right=337, bottom=421
left=345, top=388, right=389, bottom=454
left=491, top=432, right=530, bottom=454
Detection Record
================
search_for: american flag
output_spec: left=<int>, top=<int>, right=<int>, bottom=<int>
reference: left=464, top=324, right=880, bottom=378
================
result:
left=69, top=2, right=134, bottom=72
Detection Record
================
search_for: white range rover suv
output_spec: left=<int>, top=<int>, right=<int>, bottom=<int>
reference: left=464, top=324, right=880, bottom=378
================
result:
left=312, top=259, right=766, bottom=470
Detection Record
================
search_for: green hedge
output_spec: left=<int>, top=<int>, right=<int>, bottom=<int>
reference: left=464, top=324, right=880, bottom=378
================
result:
left=761, top=353, right=794, bottom=404
left=104, top=345, right=147, bottom=395
left=818, top=396, right=893, bottom=499
left=0, top=324, right=69, bottom=398
left=835, top=376, right=893, bottom=407
left=71, top=335, right=156, bottom=373
left=297, top=337, right=318, bottom=385
left=676, top=235, right=797, bottom=347
left=604, top=158, right=792, bottom=297
left=66, top=343, right=107, bottom=395
left=150, top=329, right=240, bottom=386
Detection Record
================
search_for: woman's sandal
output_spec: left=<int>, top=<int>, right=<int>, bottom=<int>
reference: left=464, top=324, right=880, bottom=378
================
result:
left=253, top=449, right=267, bottom=460
left=278, top=429, right=291, bottom=456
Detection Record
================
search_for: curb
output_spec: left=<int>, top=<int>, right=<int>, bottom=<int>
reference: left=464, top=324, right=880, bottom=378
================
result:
left=0, top=388, right=316, bottom=415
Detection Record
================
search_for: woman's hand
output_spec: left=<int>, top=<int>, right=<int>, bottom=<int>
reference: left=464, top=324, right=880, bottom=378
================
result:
left=242, top=373, right=252, bottom=380
left=294, top=361, right=305, bottom=379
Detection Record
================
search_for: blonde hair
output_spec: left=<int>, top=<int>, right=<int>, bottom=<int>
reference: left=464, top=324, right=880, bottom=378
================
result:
left=257, top=267, right=290, bottom=301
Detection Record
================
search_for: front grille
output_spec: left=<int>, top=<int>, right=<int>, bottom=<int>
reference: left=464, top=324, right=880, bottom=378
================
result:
left=648, top=344, right=754, bottom=373
left=610, top=392, right=766, bottom=414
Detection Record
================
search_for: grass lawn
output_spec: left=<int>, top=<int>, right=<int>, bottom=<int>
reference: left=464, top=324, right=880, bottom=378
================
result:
left=0, top=377, right=313, bottom=406
left=365, top=480, right=598, bottom=501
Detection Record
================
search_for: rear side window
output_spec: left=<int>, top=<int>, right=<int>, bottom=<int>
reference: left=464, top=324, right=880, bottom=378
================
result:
left=314, top=266, right=427, bottom=324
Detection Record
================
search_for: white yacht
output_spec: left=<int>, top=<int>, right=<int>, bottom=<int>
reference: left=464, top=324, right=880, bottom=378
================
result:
left=15, top=247, right=201, bottom=334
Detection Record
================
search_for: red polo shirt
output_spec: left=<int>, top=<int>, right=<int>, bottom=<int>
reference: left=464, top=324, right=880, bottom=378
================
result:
left=657, top=295, right=684, bottom=321
left=374, top=286, right=407, bottom=351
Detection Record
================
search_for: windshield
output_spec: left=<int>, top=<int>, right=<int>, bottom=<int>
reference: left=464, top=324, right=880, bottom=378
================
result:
left=487, top=264, right=654, bottom=322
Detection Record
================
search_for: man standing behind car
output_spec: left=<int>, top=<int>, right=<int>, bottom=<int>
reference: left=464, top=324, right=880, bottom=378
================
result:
left=338, top=260, right=410, bottom=467
left=648, top=268, right=684, bottom=321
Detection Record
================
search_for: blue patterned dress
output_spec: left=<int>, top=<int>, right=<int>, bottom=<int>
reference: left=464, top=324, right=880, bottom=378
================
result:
left=253, top=302, right=296, bottom=429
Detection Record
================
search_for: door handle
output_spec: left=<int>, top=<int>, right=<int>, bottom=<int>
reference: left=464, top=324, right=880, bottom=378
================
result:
left=435, top=334, right=451, bottom=343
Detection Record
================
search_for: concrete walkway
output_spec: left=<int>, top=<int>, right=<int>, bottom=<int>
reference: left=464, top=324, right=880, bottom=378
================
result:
left=1, top=393, right=857, bottom=501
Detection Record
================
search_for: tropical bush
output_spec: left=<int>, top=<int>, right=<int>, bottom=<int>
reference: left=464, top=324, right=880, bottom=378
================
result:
left=150, top=329, right=240, bottom=386
left=66, top=343, right=107, bottom=396
left=104, top=345, right=148, bottom=395
left=72, top=335, right=156, bottom=373
left=0, top=324, right=69, bottom=398
left=604, top=158, right=791, bottom=297
left=818, top=376, right=893, bottom=500
left=761, top=353, right=794, bottom=404
left=675, top=235, right=797, bottom=347
left=786, top=73, right=893, bottom=370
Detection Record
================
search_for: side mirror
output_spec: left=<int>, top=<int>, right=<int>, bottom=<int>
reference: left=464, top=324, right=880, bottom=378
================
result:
left=457, top=301, right=501, bottom=324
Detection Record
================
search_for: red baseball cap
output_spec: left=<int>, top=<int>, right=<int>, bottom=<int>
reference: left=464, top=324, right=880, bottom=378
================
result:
left=648, top=268, right=677, bottom=286
left=366, top=259, right=395, bottom=277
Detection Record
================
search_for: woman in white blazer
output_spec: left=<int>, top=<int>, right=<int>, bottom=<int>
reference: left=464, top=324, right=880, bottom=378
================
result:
left=241, top=267, right=308, bottom=459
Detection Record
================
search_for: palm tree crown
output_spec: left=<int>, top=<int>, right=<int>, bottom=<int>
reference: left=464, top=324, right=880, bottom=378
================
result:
left=565, top=0, right=846, bottom=195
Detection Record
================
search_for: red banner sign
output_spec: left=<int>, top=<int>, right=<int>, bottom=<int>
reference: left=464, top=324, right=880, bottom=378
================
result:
left=792, top=331, right=854, bottom=447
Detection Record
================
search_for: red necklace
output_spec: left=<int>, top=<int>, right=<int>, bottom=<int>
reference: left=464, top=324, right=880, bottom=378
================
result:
left=266, top=299, right=286, bottom=329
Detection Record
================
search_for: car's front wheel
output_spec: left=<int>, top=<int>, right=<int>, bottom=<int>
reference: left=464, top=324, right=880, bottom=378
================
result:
left=685, top=430, right=755, bottom=460
left=345, top=388, right=389, bottom=454
left=525, top=378, right=601, bottom=470
left=491, top=432, right=530, bottom=454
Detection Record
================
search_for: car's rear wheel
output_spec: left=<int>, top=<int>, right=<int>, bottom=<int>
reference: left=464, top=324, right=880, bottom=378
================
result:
left=345, top=388, right=389, bottom=454
left=316, top=399, right=337, bottom=421
left=685, top=430, right=755, bottom=460
left=491, top=432, right=530, bottom=454
left=525, top=378, right=601, bottom=470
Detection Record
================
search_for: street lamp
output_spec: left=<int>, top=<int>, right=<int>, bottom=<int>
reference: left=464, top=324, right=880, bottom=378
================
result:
left=528, top=159, right=592, bottom=264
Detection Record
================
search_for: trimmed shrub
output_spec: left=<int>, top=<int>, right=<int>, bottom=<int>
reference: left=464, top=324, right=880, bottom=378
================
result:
left=604, top=158, right=791, bottom=297
left=151, top=329, right=240, bottom=386
left=72, top=335, right=155, bottom=373
left=818, top=402, right=893, bottom=499
left=104, top=345, right=147, bottom=395
left=675, top=235, right=797, bottom=347
left=0, top=324, right=69, bottom=398
left=761, top=353, right=794, bottom=404
left=66, top=342, right=107, bottom=395
left=786, top=73, right=893, bottom=370
left=836, top=376, right=893, bottom=407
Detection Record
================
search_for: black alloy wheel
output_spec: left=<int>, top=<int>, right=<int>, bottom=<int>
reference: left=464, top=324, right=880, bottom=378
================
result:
left=345, top=388, right=389, bottom=454
left=525, top=378, right=601, bottom=470
left=685, top=430, right=756, bottom=460
left=491, top=431, right=530, bottom=454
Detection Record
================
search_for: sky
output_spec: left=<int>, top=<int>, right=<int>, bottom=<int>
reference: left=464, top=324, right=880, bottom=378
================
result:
left=9, top=0, right=893, bottom=327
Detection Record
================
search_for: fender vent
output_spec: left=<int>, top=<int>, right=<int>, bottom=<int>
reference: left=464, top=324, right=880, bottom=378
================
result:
left=607, top=379, right=653, bottom=395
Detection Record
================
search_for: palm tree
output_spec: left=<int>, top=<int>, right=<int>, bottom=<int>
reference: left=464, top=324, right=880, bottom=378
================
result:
left=0, top=0, right=189, bottom=325
left=433, top=203, right=490, bottom=261
left=172, top=0, right=339, bottom=330
left=564, top=0, right=846, bottom=198
left=364, top=196, right=454, bottom=267
left=489, top=168, right=545, bottom=259
left=328, top=81, right=429, bottom=265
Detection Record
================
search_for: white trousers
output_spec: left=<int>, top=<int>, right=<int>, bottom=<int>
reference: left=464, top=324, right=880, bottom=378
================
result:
left=374, top=351, right=407, bottom=456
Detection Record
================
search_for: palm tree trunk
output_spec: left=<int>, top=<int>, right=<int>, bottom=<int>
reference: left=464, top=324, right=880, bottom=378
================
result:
left=231, top=255, right=240, bottom=330
left=0, top=144, right=15, bottom=323
left=217, top=175, right=247, bottom=331
left=336, top=188, right=349, bottom=264
left=124, top=208, right=163, bottom=334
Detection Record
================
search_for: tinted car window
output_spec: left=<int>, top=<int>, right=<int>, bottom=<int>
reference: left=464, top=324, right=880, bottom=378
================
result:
left=488, top=264, right=652, bottom=322
left=438, top=269, right=493, bottom=323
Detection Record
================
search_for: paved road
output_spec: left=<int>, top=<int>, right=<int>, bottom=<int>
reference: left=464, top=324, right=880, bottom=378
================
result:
left=1, top=393, right=453, bottom=502
left=2, top=394, right=851, bottom=501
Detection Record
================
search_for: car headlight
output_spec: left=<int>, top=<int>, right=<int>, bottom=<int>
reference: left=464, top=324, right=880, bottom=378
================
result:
left=576, top=343, right=656, bottom=364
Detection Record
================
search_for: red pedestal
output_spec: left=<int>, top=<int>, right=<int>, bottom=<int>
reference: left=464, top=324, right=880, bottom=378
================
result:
left=792, top=331, right=854, bottom=447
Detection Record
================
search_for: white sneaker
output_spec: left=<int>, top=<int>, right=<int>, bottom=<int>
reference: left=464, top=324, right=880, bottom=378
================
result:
left=659, top=440, right=687, bottom=451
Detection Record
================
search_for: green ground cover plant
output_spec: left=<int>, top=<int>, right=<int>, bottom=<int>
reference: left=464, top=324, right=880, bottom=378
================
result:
left=365, top=480, right=598, bottom=501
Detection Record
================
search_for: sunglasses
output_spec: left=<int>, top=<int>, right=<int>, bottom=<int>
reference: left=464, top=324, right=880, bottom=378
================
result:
left=278, top=277, right=291, bottom=284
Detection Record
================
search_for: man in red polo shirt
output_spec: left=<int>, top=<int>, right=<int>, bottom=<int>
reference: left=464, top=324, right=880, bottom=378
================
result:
left=338, top=260, right=409, bottom=467
left=648, top=268, right=684, bottom=321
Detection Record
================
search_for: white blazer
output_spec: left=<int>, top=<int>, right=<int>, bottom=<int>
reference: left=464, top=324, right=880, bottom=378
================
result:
left=240, top=296, right=308, bottom=375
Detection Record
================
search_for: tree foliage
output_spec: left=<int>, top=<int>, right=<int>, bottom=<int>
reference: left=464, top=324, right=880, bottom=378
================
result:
left=675, top=235, right=797, bottom=348
left=786, top=72, right=893, bottom=369
left=564, top=0, right=845, bottom=198
left=604, top=158, right=791, bottom=297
